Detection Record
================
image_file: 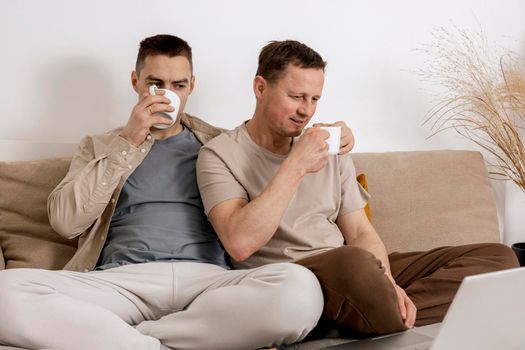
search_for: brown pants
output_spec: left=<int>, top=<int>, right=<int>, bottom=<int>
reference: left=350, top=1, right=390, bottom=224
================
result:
left=296, top=243, right=519, bottom=337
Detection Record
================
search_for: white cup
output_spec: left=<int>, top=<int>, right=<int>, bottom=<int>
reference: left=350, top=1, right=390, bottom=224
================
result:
left=149, top=85, right=180, bottom=129
left=320, top=126, right=341, bottom=155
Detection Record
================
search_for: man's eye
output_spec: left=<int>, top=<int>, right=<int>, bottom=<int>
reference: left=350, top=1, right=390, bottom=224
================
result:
left=291, top=95, right=302, bottom=100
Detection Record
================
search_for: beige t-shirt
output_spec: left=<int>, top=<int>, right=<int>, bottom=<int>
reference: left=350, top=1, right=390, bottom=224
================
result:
left=197, top=124, right=370, bottom=269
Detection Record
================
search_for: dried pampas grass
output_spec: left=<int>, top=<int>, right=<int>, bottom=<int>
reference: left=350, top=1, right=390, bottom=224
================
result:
left=420, top=27, right=525, bottom=193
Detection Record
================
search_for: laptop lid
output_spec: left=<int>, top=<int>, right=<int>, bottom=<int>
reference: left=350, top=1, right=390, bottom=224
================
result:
left=431, top=266, right=525, bottom=350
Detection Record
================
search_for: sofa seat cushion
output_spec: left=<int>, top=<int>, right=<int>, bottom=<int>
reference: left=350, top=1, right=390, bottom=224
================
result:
left=0, top=158, right=77, bottom=269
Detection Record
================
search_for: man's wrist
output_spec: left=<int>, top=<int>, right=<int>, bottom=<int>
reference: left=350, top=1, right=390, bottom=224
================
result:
left=119, top=132, right=141, bottom=148
left=281, top=157, right=306, bottom=185
left=385, top=271, right=397, bottom=286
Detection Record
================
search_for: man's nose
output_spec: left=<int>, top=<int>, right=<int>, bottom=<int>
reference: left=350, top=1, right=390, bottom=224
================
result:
left=297, top=101, right=315, bottom=117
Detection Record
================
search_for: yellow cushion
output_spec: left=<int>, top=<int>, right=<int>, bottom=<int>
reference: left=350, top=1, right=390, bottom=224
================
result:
left=356, top=173, right=371, bottom=222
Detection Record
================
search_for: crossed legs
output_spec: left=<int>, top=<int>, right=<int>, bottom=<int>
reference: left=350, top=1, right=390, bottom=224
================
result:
left=0, top=262, right=323, bottom=350
left=297, top=243, right=519, bottom=337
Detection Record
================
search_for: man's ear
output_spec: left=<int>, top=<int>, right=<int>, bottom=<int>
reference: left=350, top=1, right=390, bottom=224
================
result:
left=131, top=71, right=139, bottom=93
left=253, top=75, right=267, bottom=99
left=189, top=75, right=196, bottom=94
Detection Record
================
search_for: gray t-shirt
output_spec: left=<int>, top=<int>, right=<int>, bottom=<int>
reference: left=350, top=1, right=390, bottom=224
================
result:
left=96, top=127, right=229, bottom=270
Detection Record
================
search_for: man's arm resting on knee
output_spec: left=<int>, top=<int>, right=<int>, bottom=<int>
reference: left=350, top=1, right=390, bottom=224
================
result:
left=337, top=209, right=417, bottom=328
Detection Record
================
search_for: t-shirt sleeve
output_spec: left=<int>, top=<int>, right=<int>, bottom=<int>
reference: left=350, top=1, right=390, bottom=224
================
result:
left=338, top=153, right=371, bottom=217
left=197, top=144, right=249, bottom=216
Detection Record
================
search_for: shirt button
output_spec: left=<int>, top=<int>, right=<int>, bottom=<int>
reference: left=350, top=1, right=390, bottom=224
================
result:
left=102, top=182, right=107, bottom=186
left=141, top=148, right=146, bottom=153
left=128, top=164, right=133, bottom=169
left=121, top=150, right=127, bottom=156
left=111, top=198, right=116, bottom=204
left=147, top=135, right=152, bottom=141
left=100, top=235, right=105, bottom=241
left=83, top=269, right=89, bottom=273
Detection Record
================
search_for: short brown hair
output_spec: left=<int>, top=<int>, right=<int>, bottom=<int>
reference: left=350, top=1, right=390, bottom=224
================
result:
left=256, top=40, right=326, bottom=84
left=135, top=34, right=193, bottom=75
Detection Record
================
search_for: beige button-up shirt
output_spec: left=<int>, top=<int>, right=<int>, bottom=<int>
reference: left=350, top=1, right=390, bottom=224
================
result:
left=47, top=114, right=223, bottom=272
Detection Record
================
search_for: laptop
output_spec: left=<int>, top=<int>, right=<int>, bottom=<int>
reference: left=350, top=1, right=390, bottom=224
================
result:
left=323, top=267, right=525, bottom=350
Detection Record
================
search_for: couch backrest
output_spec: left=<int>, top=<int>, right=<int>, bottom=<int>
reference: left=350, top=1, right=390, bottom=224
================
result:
left=353, top=150, right=500, bottom=253
left=0, top=157, right=78, bottom=269
left=0, top=149, right=501, bottom=270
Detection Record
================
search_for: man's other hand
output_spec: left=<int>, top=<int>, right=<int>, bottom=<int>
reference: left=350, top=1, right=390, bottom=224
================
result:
left=313, top=121, right=354, bottom=155
left=394, top=284, right=417, bottom=329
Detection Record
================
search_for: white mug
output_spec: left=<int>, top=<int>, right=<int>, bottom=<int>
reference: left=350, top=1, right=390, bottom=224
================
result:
left=320, top=126, right=341, bottom=155
left=149, top=85, right=180, bottom=129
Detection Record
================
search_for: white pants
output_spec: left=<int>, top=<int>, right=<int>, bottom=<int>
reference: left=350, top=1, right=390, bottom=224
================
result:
left=0, top=262, right=323, bottom=350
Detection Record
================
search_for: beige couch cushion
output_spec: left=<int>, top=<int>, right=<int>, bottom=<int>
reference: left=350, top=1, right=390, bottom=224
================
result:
left=0, top=158, right=77, bottom=269
left=353, top=150, right=500, bottom=253
left=0, top=150, right=500, bottom=270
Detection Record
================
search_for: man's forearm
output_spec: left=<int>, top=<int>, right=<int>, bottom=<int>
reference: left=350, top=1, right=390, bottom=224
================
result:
left=48, top=157, right=125, bottom=238
left=348, top=229, right=393, bottom=278
left=338, top=211, right=393, bottom=278
left=218, top=157, right=305, bottom=261
left=48, top=135, right=141, bottom=238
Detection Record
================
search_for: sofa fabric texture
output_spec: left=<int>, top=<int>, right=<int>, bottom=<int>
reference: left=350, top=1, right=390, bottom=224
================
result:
left=0, top=150, right=500, bottom=271
left=0, top=158, right=78, bottom=269
left=352, top=151, right=500, bottom=253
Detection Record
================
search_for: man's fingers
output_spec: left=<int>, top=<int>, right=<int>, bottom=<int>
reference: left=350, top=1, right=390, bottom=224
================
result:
left=397, top=289, right=407, bottom=319
left=137, top=95, right=171, bottom=111
left=403, top=297, right=417, bottom=328
left=151, top=116, right=173, bottom=126
left=312, top=122, right=331, bottom=127
left=408, top=302, right=417, bottom=327
left=313, top=121, right=346, bottom=128
left=153, top=89, right=166, bottom=95
left=306, top=127, right=330, bottom=139
left=148, top=103, right=175, bottom=114
left=338, top=143, right=351, bottom=155
left=393, top=283, right=417, bottom=329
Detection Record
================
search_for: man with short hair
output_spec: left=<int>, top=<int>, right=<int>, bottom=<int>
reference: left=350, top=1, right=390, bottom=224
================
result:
left=196, top=39, right=520, bottom=337
left=0, top=35, right=347, bottom=350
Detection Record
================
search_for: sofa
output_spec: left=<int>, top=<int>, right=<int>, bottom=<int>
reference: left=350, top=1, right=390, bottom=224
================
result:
left=0, top=145, right=502, bottom=350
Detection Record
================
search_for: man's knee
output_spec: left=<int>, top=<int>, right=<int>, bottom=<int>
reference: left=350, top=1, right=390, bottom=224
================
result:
left=0, top=270, right=35, bottom=342
left=299, top=247, right=405, bottom=335
left=0, top=270, right=26, bottom=309
left=301, top=246, right=387, bottom=295
left=258, top=263, right=323, bottom=343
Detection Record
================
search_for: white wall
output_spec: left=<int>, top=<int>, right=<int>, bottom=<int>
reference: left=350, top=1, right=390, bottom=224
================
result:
left=1, top=0, right=525, bottom=239
left=2, top=0, right=524, bottom=147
